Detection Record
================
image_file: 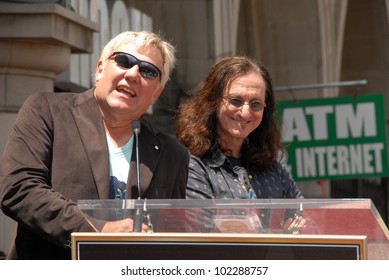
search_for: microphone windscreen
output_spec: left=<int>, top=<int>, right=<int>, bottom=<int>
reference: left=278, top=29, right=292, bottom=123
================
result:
left=131, top=119, right=141, bottom=134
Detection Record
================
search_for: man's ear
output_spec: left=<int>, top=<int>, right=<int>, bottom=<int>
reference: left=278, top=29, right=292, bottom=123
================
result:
left=95, top=60, right=104, bottom=82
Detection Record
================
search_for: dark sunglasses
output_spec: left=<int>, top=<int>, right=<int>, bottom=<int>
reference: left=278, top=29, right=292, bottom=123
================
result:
left=224, top=97, right=266, bottom=112
left=110, top=52, right=162, bottom=80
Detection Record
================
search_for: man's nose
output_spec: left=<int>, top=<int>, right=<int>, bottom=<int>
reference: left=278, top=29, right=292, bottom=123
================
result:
left=124, top=64, right=141, bottom=79
left=239, top=104, right=252, bottom=117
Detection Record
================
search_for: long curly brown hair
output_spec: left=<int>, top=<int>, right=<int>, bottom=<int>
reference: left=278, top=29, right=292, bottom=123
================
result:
left=176, top=56, right=285, bottom=170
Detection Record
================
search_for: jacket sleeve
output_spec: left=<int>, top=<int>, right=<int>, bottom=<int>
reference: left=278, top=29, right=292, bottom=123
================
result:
left=0, top=93, right=95, bottom=249
left=171, top=149, right=189, bottom=198
left=277, top=162, right=303, bottom=199
left=186, top=154, right=216, bottom=199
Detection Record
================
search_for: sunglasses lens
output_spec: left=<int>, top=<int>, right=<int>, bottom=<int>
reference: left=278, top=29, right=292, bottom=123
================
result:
left=229, top=98, right=243, bottom=108
left=250, top=102, right=262, bottom=112
left=139, top=62, right=160, bottom=79
left=113, top=53, right=160, bottom=79
left=227, top=98, right=265, bottom=112
left=114, top=54, right=136, bottom=69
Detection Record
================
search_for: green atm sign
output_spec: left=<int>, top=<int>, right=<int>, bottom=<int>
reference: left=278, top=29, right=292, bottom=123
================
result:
left=278, top=94, right=388, bottom=181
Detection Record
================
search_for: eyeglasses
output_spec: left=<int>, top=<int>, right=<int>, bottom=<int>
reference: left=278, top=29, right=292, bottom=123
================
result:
left=224, top=97, right=266, bottom=112
left=109, top=52, right=162, bottom=80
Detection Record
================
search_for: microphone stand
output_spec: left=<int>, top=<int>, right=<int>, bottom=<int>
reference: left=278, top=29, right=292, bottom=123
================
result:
left=131, top=119, right=143, bottom=232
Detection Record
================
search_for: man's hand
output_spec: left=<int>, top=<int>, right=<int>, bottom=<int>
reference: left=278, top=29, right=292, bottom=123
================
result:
left=101, top=218, right=149, bottom=232
left=283, top=215, right=307, bottom=234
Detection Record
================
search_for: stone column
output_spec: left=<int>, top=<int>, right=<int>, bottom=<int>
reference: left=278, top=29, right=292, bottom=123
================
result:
left=0, top=2, right=98, bottom=110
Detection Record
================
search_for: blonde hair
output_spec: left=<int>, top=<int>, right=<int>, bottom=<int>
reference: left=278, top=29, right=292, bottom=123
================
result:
left=97, top=31, right=176, bottom=86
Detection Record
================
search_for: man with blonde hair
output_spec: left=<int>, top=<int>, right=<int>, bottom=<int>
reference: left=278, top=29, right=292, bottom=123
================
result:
left=0, top=31, right=189, bottom=259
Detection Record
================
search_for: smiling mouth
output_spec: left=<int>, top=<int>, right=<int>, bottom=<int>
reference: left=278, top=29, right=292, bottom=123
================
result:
left=117, top=85, right=136, bottom=97
left=232, top=118, right=249, bottom=126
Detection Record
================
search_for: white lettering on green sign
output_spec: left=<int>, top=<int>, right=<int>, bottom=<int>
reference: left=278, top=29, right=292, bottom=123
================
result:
left=295, top=143, right=383, bottom=177
left=282, top=103, right=376, bottom=142
left=279, top=94, right=388, bottom=181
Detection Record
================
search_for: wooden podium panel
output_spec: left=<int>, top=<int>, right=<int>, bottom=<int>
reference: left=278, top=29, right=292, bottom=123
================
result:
left=71, top=232, right=366, bottom=260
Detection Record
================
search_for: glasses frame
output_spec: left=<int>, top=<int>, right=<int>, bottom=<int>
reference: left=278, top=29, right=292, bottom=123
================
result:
left=109, top=52, right=162, bottom=80
left=224, top=97, right=266, bottom=112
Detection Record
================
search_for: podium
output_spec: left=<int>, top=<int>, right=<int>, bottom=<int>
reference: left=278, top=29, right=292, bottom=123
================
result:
left=72, top=198, right=389, bottom=260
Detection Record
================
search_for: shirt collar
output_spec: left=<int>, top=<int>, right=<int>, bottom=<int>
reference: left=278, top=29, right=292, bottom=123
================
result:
left=204, top=149, right=227, bottom=168
left=203, top=140, right=249, bottom=168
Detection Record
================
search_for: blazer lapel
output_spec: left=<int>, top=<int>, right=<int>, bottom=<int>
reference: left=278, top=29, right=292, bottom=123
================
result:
left=127, top=121, right=165, bottom=198
left=68, top=89, right=110, bottom=198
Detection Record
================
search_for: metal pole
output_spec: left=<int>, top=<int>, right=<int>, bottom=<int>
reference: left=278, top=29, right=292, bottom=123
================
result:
left=275, top=80, right=367, bottom=92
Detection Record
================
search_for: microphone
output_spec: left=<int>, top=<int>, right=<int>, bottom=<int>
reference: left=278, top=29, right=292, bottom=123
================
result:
left=131, top=119, right=143, bottom=232
left=132, top=119, right=141, bottom=197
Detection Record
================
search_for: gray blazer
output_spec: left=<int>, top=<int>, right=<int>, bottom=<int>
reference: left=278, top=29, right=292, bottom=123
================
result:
left=0, top=89, right=189, bottom=259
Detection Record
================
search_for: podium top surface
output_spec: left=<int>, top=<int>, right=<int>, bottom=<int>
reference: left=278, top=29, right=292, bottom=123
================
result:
left=77, top=198, right=389, bottom=259
left=77, top=198, right=389, bottom=240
